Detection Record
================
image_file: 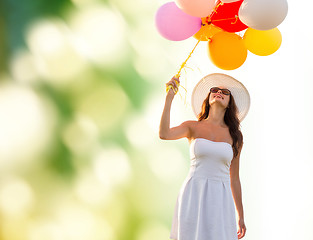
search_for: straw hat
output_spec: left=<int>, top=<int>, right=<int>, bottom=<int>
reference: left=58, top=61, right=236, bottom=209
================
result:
left=191, top=73, right=250, bottom=122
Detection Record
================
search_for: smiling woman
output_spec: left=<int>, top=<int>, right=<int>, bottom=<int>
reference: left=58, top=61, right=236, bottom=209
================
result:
left=197, top=84, right=242, bottom=157
left=159, top=73, right=250, bottom=240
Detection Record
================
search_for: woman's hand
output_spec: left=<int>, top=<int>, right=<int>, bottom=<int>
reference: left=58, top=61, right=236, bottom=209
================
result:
left=237, top=218, right=246, bottom=239
left=165, top=76, right=180, bottom=99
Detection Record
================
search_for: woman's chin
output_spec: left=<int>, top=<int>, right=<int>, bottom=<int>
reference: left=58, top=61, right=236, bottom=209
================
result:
left=211, top=99, right=226, bottom=107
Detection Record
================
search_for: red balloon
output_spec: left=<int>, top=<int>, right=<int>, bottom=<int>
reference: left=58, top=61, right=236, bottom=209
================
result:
left=210, top=0, right=247, bottom=32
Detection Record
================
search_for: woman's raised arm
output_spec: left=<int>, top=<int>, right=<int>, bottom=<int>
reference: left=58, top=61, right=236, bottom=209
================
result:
left=159, top=76, right=192, bottom=140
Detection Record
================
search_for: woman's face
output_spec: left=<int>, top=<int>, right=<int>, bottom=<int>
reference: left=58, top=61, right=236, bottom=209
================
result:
left=208, top=86, right=230, bottom=109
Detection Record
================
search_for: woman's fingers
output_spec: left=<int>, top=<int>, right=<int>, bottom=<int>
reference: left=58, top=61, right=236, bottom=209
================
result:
left=172, top=76, right=180, bottom=81
left=166, top=82, right=176, bottom=90
left=166, top=78, right=179, bottom=89
left=172, top=77, right=180, bottom=86
left=171, top=77, right=180, bottom=88
left=237, top=225, right=246, bottom=239
left=165, top=76, right=180, bottom=94
left=236, top=218, right=246, bottom=239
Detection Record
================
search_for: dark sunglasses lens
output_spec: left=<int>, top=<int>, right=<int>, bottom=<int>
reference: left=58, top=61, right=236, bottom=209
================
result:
left=210, top=87, right=219, bottom=93
left=222, top=89, right=230, bottom=95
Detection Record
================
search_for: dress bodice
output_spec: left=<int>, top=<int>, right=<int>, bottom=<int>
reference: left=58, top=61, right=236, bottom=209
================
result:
left=189, top=138, right=234, bottom=182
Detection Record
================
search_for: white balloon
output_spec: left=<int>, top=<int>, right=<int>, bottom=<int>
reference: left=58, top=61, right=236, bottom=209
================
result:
left=221, top=0, right=241, bottom=3
left=239, top=0, right=288, bottom=30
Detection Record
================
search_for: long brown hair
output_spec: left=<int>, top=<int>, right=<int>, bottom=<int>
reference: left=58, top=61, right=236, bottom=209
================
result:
left=198, top=92, right=243, bottom=158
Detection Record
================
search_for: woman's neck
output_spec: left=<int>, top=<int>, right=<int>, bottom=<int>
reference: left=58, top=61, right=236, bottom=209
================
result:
left=204, top=105, right=226, bottom=126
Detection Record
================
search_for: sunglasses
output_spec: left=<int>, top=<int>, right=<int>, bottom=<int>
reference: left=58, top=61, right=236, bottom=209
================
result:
left=210, top=87, right=231, bottom=96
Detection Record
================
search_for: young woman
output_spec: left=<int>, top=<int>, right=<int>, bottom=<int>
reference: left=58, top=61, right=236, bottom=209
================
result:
left=159, top=73, right=250, bottom=240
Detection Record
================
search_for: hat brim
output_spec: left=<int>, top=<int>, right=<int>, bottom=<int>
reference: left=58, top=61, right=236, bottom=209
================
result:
left=191, top=73, right=250, bottom=122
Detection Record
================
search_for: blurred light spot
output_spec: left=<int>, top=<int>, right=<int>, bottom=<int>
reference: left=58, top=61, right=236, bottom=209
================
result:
left=28, top=20, right=63, bottom=55
left=136, top=221, right=170, bottom=240
left=74, top=172, right=111, bottom=206
left=109, top=0, right=158, bottom=17
left=10, top=50, right=38, bottom=83
left=76, top=82, right=129, bottom=132
left=125, top=114, right=154, bottom=148
left=130, top=21, right=168, bottom=80
left=0, top=177, right=34, bottom=217
left=28, top=221, right=65, bottom=240
left=147, top=145, right=186, bottom=182
left=69, top=4, right=126, bottom=67
left=62, top=114, right=99, bottom=155
left=26, top=18, right=87, bottom=83
left=0, top=83, right=56, bottom=168
left=56, top=204, right=114, bottom=240
left=58, top=207, right=95, bottom=239
left=93, top=146, right=131, bottom=188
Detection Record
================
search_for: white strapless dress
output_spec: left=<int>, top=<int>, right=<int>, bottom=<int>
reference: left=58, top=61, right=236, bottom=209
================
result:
left=170, top=138, right=238, bottom=240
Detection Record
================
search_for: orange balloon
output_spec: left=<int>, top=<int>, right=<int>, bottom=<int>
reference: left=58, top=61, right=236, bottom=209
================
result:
left=208, top=31, right=247, bottom=70
left=194, top=24, right=221, bottom=41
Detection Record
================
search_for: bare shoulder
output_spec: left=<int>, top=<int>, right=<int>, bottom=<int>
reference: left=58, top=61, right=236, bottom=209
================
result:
left=180, top=120, right=198, bottom=127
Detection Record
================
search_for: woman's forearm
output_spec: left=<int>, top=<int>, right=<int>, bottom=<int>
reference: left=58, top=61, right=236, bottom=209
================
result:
left=231, top=179, right=244, bottom=219
left=159, top=95, right=173, bottom=139
left=159, top=77, right=179, bottom=139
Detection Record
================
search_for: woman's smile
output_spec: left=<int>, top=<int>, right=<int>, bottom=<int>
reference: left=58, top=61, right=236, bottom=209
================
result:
left=214, top=94, right=224, bottom=99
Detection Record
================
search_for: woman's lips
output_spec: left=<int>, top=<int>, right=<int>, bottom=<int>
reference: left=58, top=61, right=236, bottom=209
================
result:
left=214, top=94, right=223, bottom=99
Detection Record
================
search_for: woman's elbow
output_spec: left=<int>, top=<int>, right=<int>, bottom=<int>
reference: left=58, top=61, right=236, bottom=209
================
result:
left=159, top=129, right=172, bottom=139
left=159, top=133, right=168, bottom=140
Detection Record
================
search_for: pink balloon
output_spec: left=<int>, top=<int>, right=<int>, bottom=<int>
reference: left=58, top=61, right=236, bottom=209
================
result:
left=155, top=2, right=202, bottom=41
left=175, top=0, right=215, bottom=17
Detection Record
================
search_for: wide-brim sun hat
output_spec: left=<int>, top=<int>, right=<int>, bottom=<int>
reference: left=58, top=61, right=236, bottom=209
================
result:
left=191, top=73, right=250, bottom=122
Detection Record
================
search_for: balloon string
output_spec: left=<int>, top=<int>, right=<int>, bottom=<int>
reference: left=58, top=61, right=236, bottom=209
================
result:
left=207, top=2, right=238, bottom=25
left=166, top=37, right=201, bottom=92
left=211, top=1, right=223, bottom=15
left=232, top=15, right=238, bottom=24
left=175, top=37, right=201, bottom=78
left=166, top=37, right=202, bottom=106
left=210, top=15, right=238, bottom=24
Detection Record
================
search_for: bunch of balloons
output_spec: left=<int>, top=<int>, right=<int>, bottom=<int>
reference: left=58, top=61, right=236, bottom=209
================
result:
left=155, top=0, right=288, bottom=70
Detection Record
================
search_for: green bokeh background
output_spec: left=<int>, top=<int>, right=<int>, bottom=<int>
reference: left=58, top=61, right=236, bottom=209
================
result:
left=0, top=0, right=191, bottom=239
left=3, top=0, right=312, bottom=240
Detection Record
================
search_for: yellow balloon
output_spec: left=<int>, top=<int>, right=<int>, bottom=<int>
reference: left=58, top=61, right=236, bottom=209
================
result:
left=194, top=24, right=221, bottom=41
left=208, top=32, right=247, bottom=70
left=243, top=28, right=282, bottom=56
